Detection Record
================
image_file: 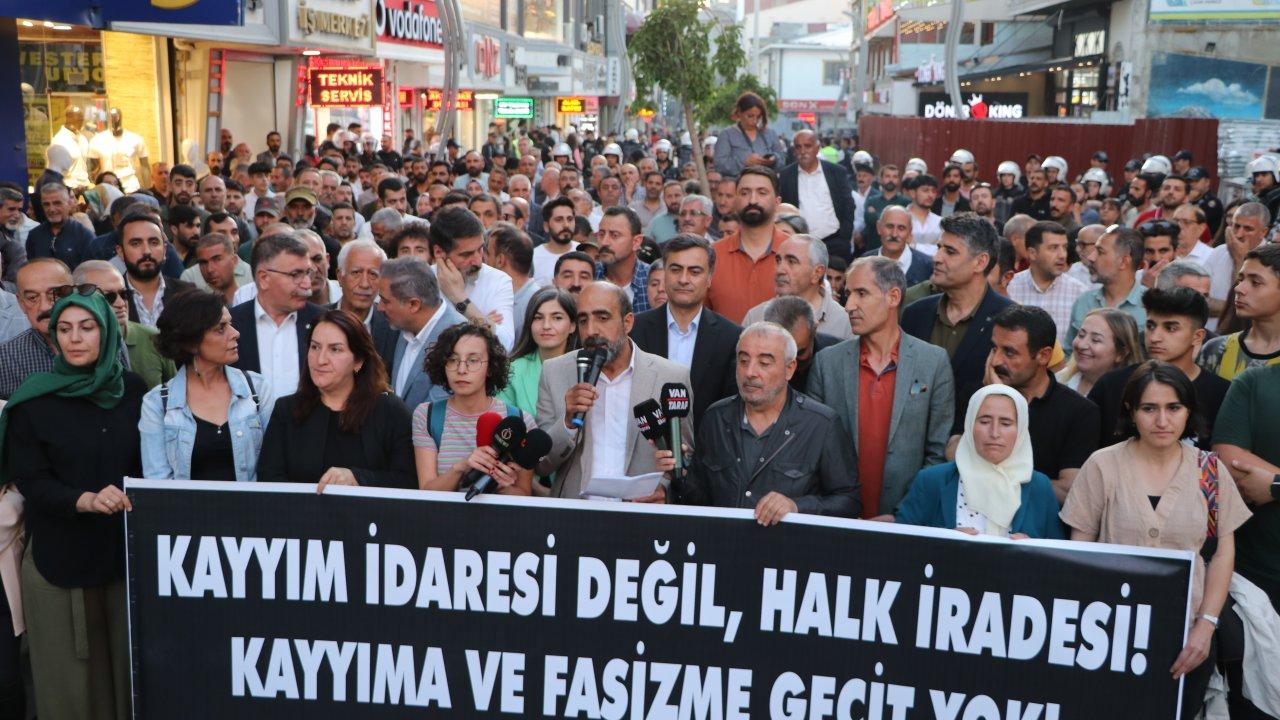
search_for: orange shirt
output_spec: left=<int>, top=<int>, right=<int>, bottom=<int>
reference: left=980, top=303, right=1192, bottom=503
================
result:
left=707, top=227, right=787, bottom=324
left=857, top=338, right=899, bottom=518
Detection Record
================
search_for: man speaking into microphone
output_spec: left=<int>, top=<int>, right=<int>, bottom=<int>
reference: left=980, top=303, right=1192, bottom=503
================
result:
left=536, top=282, right=694, bottom=501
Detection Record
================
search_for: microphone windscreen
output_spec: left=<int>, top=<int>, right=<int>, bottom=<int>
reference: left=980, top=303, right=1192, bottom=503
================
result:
left=474, top=412, right=505, bottom=447
left=488, top=416, right=527, bottom=457
left=511, top=429, right=552, bottom=469
left=660, top=383, right=691, bottom=418
left=632, top=399, right=667, bottom=442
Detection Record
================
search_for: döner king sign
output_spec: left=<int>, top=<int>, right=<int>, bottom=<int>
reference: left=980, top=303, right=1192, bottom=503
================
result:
left=309, top=66, right=384, bottom=107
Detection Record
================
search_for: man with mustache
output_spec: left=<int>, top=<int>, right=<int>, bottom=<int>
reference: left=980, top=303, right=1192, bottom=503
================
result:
left=535, top=282, right=692, bottom=502
left=25, top=183, right=95, bottom=270
left=931, top=165, right=971, bottom=218
left=115, top=209, right=194, bottom=328
left=707, top=166, right=787, bottom=323
left=429, top=206, right=515, bottom=350
left=0, top=186, right=33, bottom=286
left=0, top=258, right=73, bottom=398
left=861, top=164, right=909, bottom=252
left=1011, top=168, right=1051, bottom=221
left=332, top=238, right=394, bottom=363
left=552, top=251, right=596, bottom=297
left=945, top=304, right=1098, bottom=503
left=165, top=164, right=201, bottom=223
left=594, top=206, right=651, bottom=314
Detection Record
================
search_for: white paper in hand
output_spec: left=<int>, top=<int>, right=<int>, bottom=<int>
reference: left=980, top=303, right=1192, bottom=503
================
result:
left=582, top=472, right=664, bottom=501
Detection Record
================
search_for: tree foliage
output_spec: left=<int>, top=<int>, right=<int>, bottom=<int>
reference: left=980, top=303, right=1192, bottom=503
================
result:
left=697, top=74, right=777, bottom=129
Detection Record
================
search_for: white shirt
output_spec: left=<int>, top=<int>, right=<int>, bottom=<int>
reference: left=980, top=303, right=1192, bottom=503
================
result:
left=910, top=210, right=943, bottom=253
left=796, top=164, right=840, bottom=240
left=1204, top=243, right=1236, bottom=332
left=51, top=126, right=90, bottom=189
left=232, top=279, right=341, bottom=307
left=243, top=188, right=275, bottom=217
left=87, top=130, right=148, bottom=192
left=127, top=275, right=168, bottom=328
left=880, top=245, right=915, bottom=276
left=852, top=187, right=870, bottom=236
left=587, top=206, right=604, bottom=232
left=394, top=304, right=446, bottom=396
left=1066, top=261, right=1097, bottom=289
left=1184, top=240, right=1214, bottom=265
left=588, top=342, right=636, bottom=482
left=464, top=263, right=516, bottom=350
left=254, top=299, right=301, bottom=398
left=666, top=305, right=700, bottom=367
left=532, top=242, right=578, bottom=286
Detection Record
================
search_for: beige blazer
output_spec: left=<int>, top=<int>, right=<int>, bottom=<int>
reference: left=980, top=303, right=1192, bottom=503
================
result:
left=536, top=343, right=695, bottom=499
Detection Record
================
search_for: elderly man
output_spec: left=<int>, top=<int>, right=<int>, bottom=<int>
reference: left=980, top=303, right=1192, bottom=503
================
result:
left=780, top=130, right=855, bottom=262
left=73, top=260, right=174, bottom=388
left=742, top=234, right=852, bottom=339
left=25, top=183, right=94, bottom=269
left=0, top=258, right=73, bottom=398
left=859, top=205, right=932, bottom=286
left=675, top=321, right=858, bottom=521
left=536, top=282, right=693, bottom=501
left=676, top=195, right=714, bottom=238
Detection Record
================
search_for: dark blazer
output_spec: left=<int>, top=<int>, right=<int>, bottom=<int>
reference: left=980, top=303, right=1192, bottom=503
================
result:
left=859, top=246, right=934, bottom=286
left=257, top=392, right=416, bottom=488
left=780, top=159, right=856, bottom=261
left=229, top=299, right=325, bottom=376
left=630, top=305, right=741, bottom=428
left=900, top=287, right=1014, bottom=414
left=127, top=276, right=194, bottom=324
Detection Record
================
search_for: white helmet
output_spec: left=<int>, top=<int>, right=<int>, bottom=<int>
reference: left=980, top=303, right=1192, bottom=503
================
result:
left=654, top=139, right=673, bottom=153
left=603, top=142, right=623, bottom=157
left=1041, top=155, right=1068, bottom=179
left=949, top=149, right=975, bottom=165
left=1247, top=154, right=1280, bottom=182
left=624, top=128, right=639, bottom=141
left=852, top=150, right=874, bottom=166
left=996, top=160, right=1021, bottom=180
left=905, top=157, right=928, bottom=174
left=1082, top=167, right=1108, bottom=185
left=1141, top=155, right=1172, bottom=176
left=553, top=143, right=571, bottom=158
left=702, top=135, right=717, bottom=148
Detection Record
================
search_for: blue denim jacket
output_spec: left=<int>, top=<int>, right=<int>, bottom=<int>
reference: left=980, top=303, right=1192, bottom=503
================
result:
left=139, top=366, right=275, bottom=482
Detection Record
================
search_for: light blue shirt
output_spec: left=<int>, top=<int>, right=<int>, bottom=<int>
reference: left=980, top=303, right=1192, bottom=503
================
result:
left=666, top=305, right=700, bottom=367
left=1066, top=278, right=1147, bottom=351
left=0, top=289, right=26, bottom=344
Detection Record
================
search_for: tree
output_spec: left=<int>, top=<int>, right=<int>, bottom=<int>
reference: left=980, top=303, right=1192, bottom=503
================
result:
left=628, top=0, right=746, bottom=193
left=698, top=75, right=777, bottom=129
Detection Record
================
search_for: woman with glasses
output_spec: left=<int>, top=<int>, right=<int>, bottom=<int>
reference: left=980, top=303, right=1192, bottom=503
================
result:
left=0, top=291, right=144, bottom=718
left=413, top=322, right=534, bottom=496
left=140, top=290, right=274, bottom=483
left=257, top=309, right=415, bottom=490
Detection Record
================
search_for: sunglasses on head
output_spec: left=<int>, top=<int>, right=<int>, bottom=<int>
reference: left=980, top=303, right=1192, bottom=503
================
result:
left=1138, top=220, right=1177, bottom=236
left=53, top=283, right=133, bottom=305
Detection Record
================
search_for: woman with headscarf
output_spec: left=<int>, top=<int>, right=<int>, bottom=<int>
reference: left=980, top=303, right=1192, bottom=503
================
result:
left=879, top=384, right=1063, bottom=539
left=0, top=290, right=143, bottom=719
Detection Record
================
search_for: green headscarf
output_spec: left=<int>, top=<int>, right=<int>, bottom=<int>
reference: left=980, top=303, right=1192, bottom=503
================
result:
left=0, top=291, right=125, bottom=481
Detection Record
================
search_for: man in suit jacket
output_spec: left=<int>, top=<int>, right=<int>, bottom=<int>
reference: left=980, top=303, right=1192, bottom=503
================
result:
left=376, top=256, right=466, bottom=410
left=229, top=234, right=325, bottom=399
left=780, top=130, right=855, bottom=262
left=537, top=282, right=694, bottom=501
left=808, top=256, right=955, bottom=517
left=629, top=234, right=740, bottom=427
left=859, top=206, right=933, bottom=286
left=900, top=213, right=1012, bottom=412
left=330, top=238, right=397, bottom=369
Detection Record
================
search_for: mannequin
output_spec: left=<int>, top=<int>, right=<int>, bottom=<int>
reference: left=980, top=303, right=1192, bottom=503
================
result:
left=50, top=105, right=90, bottom=190
left=88, top=108, right=152, bottom=193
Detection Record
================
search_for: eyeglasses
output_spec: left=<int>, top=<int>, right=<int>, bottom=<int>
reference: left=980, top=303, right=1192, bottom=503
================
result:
left=55, top=284, right=133, bottom=305
left=445, top=356, right=488, bottom=371
left=264, top=268, right=312, bottom=283
left=1138, top=220, right=1178, bottom=236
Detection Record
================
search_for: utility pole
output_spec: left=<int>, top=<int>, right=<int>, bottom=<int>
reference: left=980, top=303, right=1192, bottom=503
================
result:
left=752, top=0, right=762, bottom=75
left=849, top=0, right=866, bottom=121
left=942, top=0, right=964, bottom=116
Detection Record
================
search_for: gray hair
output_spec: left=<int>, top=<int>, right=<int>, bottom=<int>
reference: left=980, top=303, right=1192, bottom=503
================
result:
left=380, top=256, right=441, bottom=307
left=1236, top=201, right=1272, bottom=228
left=336, top=239, right=387, bottom=273
left=508, top=173, right=531, bottom=189
left=39, top=182, right=69, bottom=198
left=250, top=233, right=308, bottom=270
left=788, top=233, right=829, bottom=269
left=1156, top=259, right=1211, bottom=290
left=71, top=259, right=121, bottom=285
left=293, top=228, right=325, bottom=253
left=370, top=207, right=404, bottom=230
left=680, top=194, right=713, bottom=216
left=318, top=169, right=343, bottom=184
left=775, top=214, right=809, bottom=234
left=762, top=295, right=816, bottom=335
left=1002, top=214, right=1036, bottom=241
left=849, top=255, right=906, bottom=295
left=649, top=258, right=664, bottom=274
left=738, top=321, right=798, bottom=363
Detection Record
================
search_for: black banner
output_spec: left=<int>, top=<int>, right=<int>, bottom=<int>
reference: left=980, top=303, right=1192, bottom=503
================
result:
left=125, top=480, right=1194, bottom=719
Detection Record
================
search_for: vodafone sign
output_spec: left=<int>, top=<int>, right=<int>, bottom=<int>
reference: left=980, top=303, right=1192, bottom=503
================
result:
left=375, top=0, right=444, bottom=49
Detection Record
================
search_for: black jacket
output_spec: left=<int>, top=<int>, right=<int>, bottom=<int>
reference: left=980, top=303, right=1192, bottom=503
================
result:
left=257, top=392, right=416, bottom=488
left=780, top=160, right=856, bottom=261
left=900, top=286, right=1014, bottom=416
left=630, top=305, right=741, bottom=428
left=931, top=193, right=971, bottom=216
left=674, top=389, right=859, bottom=517
left=229, top=300, right=325, bottom=376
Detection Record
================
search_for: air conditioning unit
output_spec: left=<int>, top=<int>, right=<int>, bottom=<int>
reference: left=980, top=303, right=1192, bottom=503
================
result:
left=556, top=54, right=571, bottom=66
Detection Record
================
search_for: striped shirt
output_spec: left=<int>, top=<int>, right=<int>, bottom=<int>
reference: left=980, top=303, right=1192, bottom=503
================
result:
left=411, top=397, right=536, bottom=478
left=1008, top=269, right=1088, bottom=344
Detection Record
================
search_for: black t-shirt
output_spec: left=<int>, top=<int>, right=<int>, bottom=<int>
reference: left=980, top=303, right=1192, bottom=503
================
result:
left=1011, top=192, right=1051, bottom=221
left=953, top=375, right=1099, bottom=479
left=1086, top=363, right=1229, bottom=450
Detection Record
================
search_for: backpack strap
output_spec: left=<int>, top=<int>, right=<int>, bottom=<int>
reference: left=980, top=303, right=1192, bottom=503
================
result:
left=504, top=403, right=522, bottom=420
left=428, top=400, right=447, bottom=450
left=159, top=380, right=170, bottom=415
left=243, top=371, right=259, bottom=412
left=1198, top=450, right=1220, bottom=539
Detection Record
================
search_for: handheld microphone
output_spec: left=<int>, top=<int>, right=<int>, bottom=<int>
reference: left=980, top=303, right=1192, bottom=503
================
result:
left=465, top=416, right=527, bottom=500
left=570, top=344, right=609, bottom=429
left=660, top=383, right=691, bottom=469
left=633, top=399, right=669, bottom=449
left=576, top=349, right=591, bottom=384
left=511, top=428, right=552, bottom=471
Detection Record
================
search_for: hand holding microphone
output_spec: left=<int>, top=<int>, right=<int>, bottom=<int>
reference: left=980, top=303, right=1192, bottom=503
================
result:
left=566, top=343, right=608, bottom=429
left=634, top=400, right=678, bottom=476
left=465, top=416, right=527, bottom=500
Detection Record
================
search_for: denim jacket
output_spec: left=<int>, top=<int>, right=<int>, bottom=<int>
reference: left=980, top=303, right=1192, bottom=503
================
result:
left=139, top=366, right=274, bottom=482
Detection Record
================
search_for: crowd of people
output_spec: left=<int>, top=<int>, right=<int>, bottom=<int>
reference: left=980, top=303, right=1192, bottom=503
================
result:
left=0, top=90, right=1278, bottom=718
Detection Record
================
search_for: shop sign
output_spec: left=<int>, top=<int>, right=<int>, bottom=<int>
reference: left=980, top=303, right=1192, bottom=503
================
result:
left=556, top=96, right=598, bottom=114
left=23, top=0, right=243, bottom=26
left=425, top=88, right=475, bottom=111
left=528, top=77, right=561, bottom=93
left=290, top=0, right=374, bottom=51
left=779, top=99, right=838, bottom=112
left=309, top=66, right=384, bottom=107
left=19, top=42, right=105, bottom=94
left=473, top=35, right=501, bottom=79
left=375, top=0, right=443, bottom=48
left=494, top=96, right=535, bottom=119
left=1150, top=0, right=1280, bottom=21
left=918, top=92, right=1028, bottom=119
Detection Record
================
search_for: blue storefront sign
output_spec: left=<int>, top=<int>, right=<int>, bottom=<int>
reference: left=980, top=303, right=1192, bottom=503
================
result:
left=8, top=0, right=244, bottom=27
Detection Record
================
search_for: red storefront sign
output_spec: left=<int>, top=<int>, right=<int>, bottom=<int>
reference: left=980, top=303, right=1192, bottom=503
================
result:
left=308, top=66, right=384, bottom=107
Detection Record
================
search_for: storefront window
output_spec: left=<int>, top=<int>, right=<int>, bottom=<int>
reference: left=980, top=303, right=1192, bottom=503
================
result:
left=18, top=23, right=107, bottom=186
left=522, top=0, right=561, bottom=40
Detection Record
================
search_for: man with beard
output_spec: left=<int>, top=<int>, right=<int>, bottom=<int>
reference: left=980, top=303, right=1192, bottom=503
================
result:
left=1134, top=174, right=1189, bottom=226
left=453, top=151, right=488, bottom=191
left=931, top=165, right=971, bottom=217
left=282, top=186, right=341, bottom=272
left=429, top=206, right=515, bottom=349
left=969, top=182, right=999, bottom=230
left=0, top=187, right=32, bottom=285
left=552, top=252, right=596, bottom=297
left=1011, top=168, right=1051, bottom=220
left=631, top=171, right=665, bottom=231
left=780, top=130, right=855, bottom=262
left=328, top=202, right=358, bottom=246
left=115, top=210, right=194, bottom=327
left=1122, top=173, right=1157, bottom=226
left=184, top=231, right=251, bottom=304
left=646, top=181, right=685, bottom=245
left=167, top=204, right=203, bottom=268
left=535, top=281, right=691, bottom=502
left=946, top=305, right=1098, bottom=502
left=861, top=164, right=910, bottom=252
left=73, top=259, right=174, bottom=388
left=533, top=196, right=578, bottom=285
left=405, top=155, right=429, bottom=210
left=25, top=183, right=95, bottom=269
left=1047, top=183, right=1081, bottom=238
left=206, top=150, right=225, bottom=179
left=593, top=206, right=651, bottom=314
left=256, top=131, right=283, bottom=164
left=166, top=164, right=200, bottom=218
left=708, top=166, right=786, bottom=323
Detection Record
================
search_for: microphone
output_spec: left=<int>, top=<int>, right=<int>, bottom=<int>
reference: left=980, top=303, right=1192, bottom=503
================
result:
left=570, top=344, right=609, bottom=429
left=660, top=383, right=691, bottom=470
left=511, top=428, right=552, bottom=472
left=576, top=348, right=591, bottom=384
left=465, top=416, right=527, bottom=500
left=633, top=399, right=669, bottom=449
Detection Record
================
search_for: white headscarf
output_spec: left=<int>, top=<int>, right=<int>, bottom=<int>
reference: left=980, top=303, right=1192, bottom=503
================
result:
left=954, top=384, right=1034, bottom=536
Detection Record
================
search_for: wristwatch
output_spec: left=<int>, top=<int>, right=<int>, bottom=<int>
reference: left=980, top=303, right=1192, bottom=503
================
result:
left=1271, top=474, right=1280, bottom=502
left=1197, top=613, right=1219, bottom=629
left=454, top=298, right=472, bottom=314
